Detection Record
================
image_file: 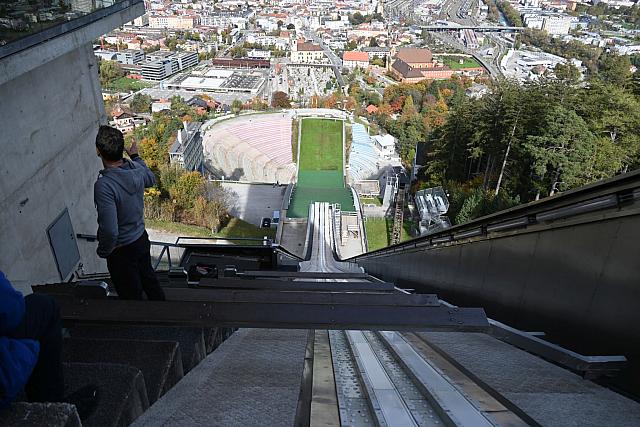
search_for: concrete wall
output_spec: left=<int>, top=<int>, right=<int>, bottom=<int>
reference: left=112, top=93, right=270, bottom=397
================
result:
left=0, top=43, right=108, bottom=293
left=0, top=2, right=144, bottom=293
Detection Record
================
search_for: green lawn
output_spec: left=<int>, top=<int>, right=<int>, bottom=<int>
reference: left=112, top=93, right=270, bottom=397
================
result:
left=298, top=118, right=343, bottom=171
left=146, top=217, right=275, bottom=241
left=361, top=197, right=382, bottom=207
left=105, top=77, right=153, bottom=92
left=288, top=118, right=355, bottom=217
left=438, top=56, right=482, bottom=69
left=364, top=218, right=414, bottom=251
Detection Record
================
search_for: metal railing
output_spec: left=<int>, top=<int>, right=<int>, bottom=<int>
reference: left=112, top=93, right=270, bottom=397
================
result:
left=348, top=169, right=640, bottom=261
left=77, top=234, right=276, bottom=272
left=76, top=233, right=305, bottom=272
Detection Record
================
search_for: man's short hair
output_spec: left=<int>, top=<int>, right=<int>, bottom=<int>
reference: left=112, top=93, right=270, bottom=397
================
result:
left=96, top=125, right=124, bottom=161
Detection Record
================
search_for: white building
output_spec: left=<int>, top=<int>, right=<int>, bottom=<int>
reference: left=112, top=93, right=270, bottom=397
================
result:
left=169, top=122, right=204, bottom=173
left=248, top=49, right=272, bottom=60
left=290, top=40, right=325, bottom=64
left=71, top=0, right=93, bottom=14
left=343, top=51, right=369, bottom=69
left=132, top=13, right=149, bottom=27
left=116, top=49, right=144, bottom=65
left=200, top=15, right=248, bottom=29
left=141, top=51, right=198, bottom=80
left=372, top=134, right=396, bottom=160
left=542, top=15, right=574, bottom=35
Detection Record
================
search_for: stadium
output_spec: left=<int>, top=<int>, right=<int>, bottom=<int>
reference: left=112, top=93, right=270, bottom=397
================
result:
left=201, top=109, right=400, bottom=221
left=201, top=112, right=297, bottom=183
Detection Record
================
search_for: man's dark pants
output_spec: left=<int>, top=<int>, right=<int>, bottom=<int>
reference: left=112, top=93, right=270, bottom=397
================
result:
left=8, top=294, right=64, bottom=402
left=106, top=230, right=166, bottom=300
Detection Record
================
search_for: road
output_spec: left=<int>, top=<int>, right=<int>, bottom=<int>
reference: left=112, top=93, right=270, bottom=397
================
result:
left=426, top=0, right=507, bottom=77
left=304, top=31, right=346, bottom=88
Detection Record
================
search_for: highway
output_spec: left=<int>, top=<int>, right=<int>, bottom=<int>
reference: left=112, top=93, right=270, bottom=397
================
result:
left=424, top=0, right=508, bottom=77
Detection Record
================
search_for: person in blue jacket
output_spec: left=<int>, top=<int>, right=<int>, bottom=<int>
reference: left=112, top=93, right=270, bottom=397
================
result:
left=0, top=270, right=64, bottom=409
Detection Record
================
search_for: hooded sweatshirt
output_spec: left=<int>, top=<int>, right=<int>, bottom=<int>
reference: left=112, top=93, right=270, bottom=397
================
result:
left=94, top=156, right=156, bottom=258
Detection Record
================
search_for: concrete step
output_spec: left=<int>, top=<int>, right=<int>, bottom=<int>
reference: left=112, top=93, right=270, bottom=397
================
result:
left=0, top=402, right=80, bottom=427
left=69, top=324, right=206, bottom=373
left=204, top=327, right=237, bottom=354
left=62, top=338, right=183, bottom=404
left=63, top=362, right=148, bottom=427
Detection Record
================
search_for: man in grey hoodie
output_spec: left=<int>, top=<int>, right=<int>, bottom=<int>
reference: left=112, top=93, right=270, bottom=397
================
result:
left=94, top=125, right=165, bottom=301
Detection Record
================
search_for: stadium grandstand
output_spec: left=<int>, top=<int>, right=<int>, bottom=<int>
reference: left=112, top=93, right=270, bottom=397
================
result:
left=348, top=123, right=403, bottom=186
left=202, top=113, right=296, bottom=183
left=349, top=123, right=383, bottom=182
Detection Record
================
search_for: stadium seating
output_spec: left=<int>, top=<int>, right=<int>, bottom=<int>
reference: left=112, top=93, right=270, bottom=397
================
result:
left=349, top=124, right=383, bottom=182
left=202, top=113, right=296, bottom=183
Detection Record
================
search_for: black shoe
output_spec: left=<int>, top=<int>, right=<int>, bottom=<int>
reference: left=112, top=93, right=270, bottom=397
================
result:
left=65, top=385, right=99, bottom=421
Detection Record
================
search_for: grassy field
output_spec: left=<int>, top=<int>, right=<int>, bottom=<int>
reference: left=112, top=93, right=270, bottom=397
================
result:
left=438, top=56, right=482, bottom=69
left=105, top=77, right=153, bottom=92
left=361, top=197, right=383, bottom=207
left=288, top=118, right=355, bottom=217
left=364, top=218, right=414, bottom=251
left=298, top=118, right=344, bottom=171
left=146, top=217, right=276, bottom=240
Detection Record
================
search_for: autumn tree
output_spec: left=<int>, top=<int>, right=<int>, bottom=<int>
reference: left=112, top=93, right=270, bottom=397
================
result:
left=271, top=91, right=291, bottom=108
left=170, top=172, right=205, bottom=210
left=231, top=99, right=244, bottom=115
left=129, top=93, right=153, bottom=113
left=99, top=60, right=124, bottom=87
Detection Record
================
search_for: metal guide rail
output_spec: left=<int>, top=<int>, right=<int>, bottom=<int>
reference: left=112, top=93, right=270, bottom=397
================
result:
left=295, top=329, right=532, bottom=427
left=32, top=271, right=489, bottom=332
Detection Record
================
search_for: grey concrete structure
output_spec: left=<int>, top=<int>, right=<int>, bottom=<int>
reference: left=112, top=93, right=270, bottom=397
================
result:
left=0, top=2, right=144, bottom=293
left=220, top=182, right=286, bottom=227
left=132, top=329, right=308, bottom=426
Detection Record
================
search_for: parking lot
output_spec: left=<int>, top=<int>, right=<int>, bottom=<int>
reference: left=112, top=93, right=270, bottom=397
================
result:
left=220, top=181, right=287, bottom=227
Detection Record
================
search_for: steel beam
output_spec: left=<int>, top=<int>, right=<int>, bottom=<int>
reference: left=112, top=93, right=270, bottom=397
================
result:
left=198, top=278, right=395, bottom=292
left=32, top=282, right=433, bottom=304
left=234, top=271, right=373, bottom=280
left=47, top=294, right=489, bottom=331
left=161, top=288, right=440, bottom=307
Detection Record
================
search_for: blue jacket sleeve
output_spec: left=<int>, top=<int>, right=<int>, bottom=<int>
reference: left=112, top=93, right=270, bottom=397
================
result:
left=0, top=272, right=39, bottom=408
left=94, top=180, right=119, bottom=258
left=0, top=271, right=25, bottom=335
left=0, top=337, right=39, bottom=409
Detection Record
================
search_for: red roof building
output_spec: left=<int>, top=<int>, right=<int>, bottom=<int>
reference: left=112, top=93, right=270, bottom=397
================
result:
left=343, top=51, right=369, bottom=69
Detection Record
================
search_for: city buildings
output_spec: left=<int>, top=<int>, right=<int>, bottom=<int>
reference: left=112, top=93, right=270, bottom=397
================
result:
left=141, top=51, right=198, bottom=81
left=523, top=13, right=577, bottom=35
left=290, top=40, right=325, bottom=63
left=149, top=14, right=198, bottom=29
left=390, top=48, right=455, bottom=82
left=343, top=51, right=369, bottom=69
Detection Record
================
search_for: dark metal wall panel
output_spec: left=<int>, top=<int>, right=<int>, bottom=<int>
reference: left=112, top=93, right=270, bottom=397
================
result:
left=517, top=221, right=618, bottom=327
left=584, top=216, right=640, bottom=351
left=480, top=235, right=538, bottom=318
left=358, top=214, right=640, bottom=355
